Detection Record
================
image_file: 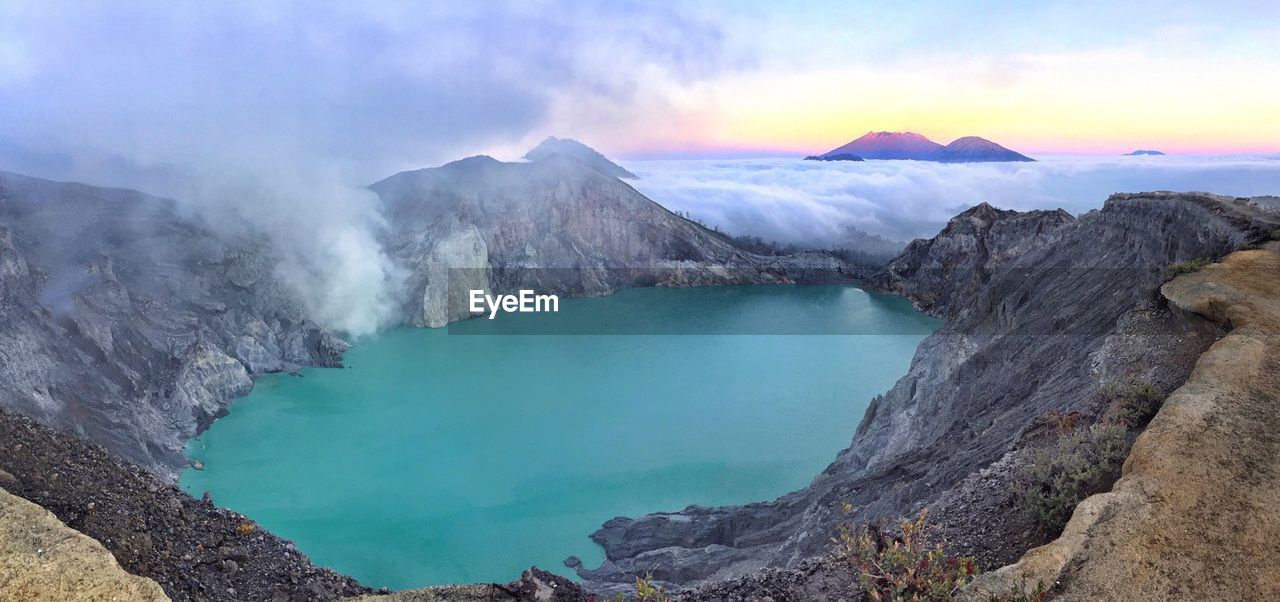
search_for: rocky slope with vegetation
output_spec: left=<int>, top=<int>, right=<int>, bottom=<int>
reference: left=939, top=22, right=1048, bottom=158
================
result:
left=966, top=240, right=1280, bottom=600
left=580, top=192, right=1279, bottom=595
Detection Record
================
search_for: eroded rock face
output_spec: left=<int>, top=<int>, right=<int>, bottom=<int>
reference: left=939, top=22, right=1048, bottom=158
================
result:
left=582, top=193, right=1275, bottom=592
left=404, top=222, right=491, bottom=328
left=0, top=171, right=346, bottom=480
left=964, top=242, right=1280, bottom=600
left=868, top=202, right=1075, bottom=319
left=372, top=155, right=864, bottom=327
left=0, top=486, right=169, bottom=601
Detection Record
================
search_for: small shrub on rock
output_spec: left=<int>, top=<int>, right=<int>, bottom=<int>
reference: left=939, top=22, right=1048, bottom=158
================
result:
left=834, top=507, right=978, bottom=601
left=633, top=574, right=671, bottom=602
left=1162, top=258, right=1209, bottom=282
left=607, top=574, right=671, bottom=602
left=1010, top=424, right=1129, bottom=537
left=1106, top=381, right=1165, bottom=429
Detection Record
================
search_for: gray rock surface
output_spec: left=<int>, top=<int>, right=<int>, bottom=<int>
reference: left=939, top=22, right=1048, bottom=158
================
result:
left=867, top=202, right=1074, bottom=319
left=0, top=171, right=347, bottom=480
left=579, top=192, right=1277, bottom=593
left=351, top=567, right=586, bottom=601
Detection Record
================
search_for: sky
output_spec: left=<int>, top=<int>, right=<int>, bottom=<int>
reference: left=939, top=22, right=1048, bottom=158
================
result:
left=2, top=0, right=1279, bottom=187
left=660, top=1, right=1280, bottom=157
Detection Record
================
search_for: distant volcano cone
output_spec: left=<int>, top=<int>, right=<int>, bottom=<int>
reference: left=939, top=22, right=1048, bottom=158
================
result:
left=820, top=131, right=943, bottom=160
left=929, top=136, right=1034, bottom=163
left=817, top=132, right=1034, bottom=162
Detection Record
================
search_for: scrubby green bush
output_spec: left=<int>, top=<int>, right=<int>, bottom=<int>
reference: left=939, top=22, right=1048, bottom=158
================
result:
left=1010, top=425, right=1129, bottom=537
left=834, top=506, right=979, bottom=602
left=607, top=574, right=671, bottom=602
left=632, top=575, right=671, bottom=602
left=1106, top=381, right=1165, bottom=429
left=1162, top=258, right=1209, bottom=282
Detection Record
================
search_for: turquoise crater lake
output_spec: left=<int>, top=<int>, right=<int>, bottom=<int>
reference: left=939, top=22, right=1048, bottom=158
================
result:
left=181, top=285, right=937, bottom=589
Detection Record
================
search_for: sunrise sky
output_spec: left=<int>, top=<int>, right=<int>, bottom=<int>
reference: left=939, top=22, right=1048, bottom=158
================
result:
left=595, top=1, right=1280, bottom=157
left=1, top=0, right=1278, bottom=190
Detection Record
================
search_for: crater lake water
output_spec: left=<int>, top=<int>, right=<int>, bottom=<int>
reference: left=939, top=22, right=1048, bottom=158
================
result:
left=181, top=285, right=937, bottom=589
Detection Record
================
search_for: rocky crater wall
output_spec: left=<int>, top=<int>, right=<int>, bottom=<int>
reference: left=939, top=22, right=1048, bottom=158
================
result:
left=581, top=193, right=1277, bottom=593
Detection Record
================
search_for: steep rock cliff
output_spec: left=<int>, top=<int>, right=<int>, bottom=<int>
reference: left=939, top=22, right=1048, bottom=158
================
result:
left=868, top=202, right=1074, bottom=319
left=0, top=171, right=347, bottom=480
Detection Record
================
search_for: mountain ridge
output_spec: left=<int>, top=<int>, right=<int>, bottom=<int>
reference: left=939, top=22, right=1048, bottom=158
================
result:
left=817, top=131, right=1034, bottom=162
left=370, top=153, right=861, bottom=327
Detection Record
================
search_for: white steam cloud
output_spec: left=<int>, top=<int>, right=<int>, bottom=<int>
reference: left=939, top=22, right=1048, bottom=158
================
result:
left=179, top=156, right=406, bottom=337
left=624, top=155, right=1280, bottom=245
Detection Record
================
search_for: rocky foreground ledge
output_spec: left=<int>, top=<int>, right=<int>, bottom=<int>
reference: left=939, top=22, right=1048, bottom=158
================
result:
left=965, top=242, right=1280, bottom=600
left=0, top=486, right=169, bottom=600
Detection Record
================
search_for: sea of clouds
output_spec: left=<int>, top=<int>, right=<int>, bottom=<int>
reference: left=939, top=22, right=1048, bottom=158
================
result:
left=624, top=154, right=1280, bottom=247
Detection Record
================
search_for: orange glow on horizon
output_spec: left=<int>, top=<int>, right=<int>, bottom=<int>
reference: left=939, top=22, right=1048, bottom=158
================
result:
left=598, top=49, right=1280, bottom=158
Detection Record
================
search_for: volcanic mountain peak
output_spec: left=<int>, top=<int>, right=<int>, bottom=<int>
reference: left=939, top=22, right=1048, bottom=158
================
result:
left=865, top=130, right=933, bottom=142
left=822, top=131, right=944, bottom=160
left=523, top=136, right=637, bottom=179
left=931, top=136, right=1035, bottom=163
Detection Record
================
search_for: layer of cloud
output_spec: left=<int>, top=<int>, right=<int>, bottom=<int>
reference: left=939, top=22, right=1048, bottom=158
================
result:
left=624, top=155, right=1280, bottom=245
